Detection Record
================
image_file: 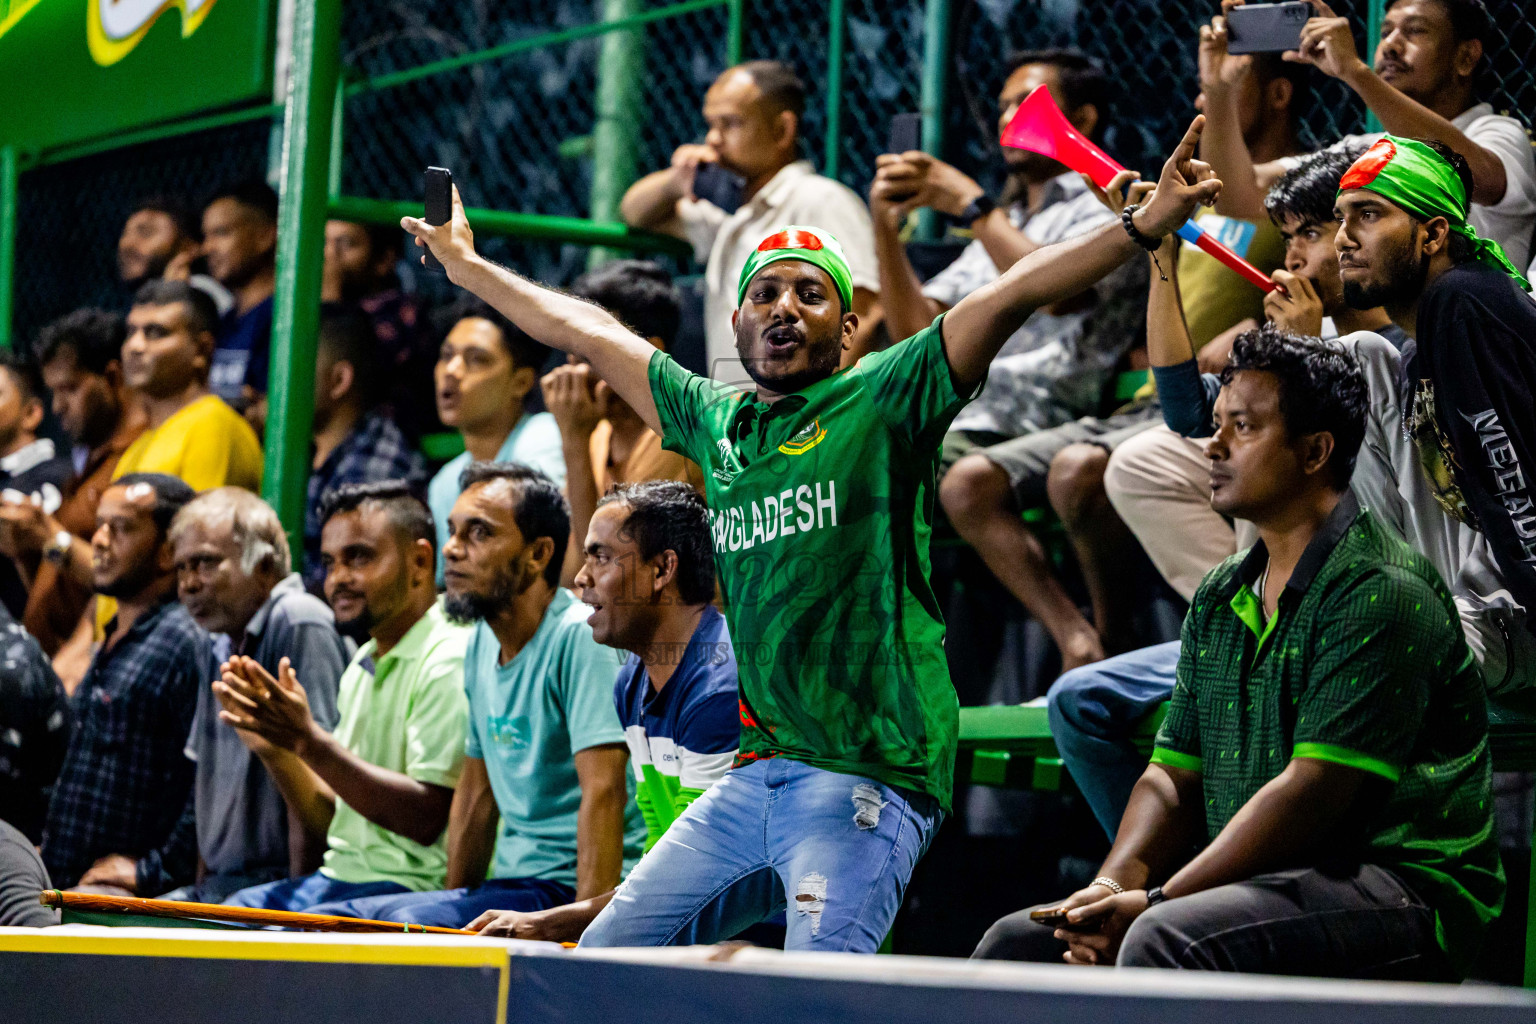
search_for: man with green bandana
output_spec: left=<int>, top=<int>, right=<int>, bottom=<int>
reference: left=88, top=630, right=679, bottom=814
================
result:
left=400, top=115, right=1222, bottom=951
left=1336, top=134, right=1536, bottom=635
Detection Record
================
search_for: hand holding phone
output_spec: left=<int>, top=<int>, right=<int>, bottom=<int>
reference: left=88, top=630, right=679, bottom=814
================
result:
left=423, top=167, right=453, bottom=273
left=692, top=162, right=746, bottom=215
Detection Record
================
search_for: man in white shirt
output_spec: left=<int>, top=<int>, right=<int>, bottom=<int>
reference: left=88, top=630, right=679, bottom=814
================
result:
left=1203, top=0, right=1536, bottom=269
left=619, top=60, right=879, bottom=384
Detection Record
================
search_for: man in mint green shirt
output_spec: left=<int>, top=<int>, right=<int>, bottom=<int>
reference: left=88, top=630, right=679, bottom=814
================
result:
left=220, top=482, right=470, bottom=911
left=402, top=117, right=1221, bottom=951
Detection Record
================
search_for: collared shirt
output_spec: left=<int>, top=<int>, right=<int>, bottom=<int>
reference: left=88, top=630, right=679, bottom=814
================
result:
left=1153, top=492, right=1503, bottom=974
left=463, top=588, right=641, bottom=886
left=428, top=412, right=566, bottom=583
left=114, top=394, right=264, bottom=493
left=1280, top=103, right=1536, bottom=269
left=0, top=602, right=70, bottom=844
left=649, top=315, right=976, bottom=811
left=320, top=600, right=470, bottom=891
left=42, top=598, right=208, bottom=891
left=922, top=172, right=1147, bottom=436
left=186, top=574, right=348, bottom=886
left=614, top=605, right=739, bottom=850
left=305, top=411, right=429, bottom=591
left=678, top=159, right=879, bottom=386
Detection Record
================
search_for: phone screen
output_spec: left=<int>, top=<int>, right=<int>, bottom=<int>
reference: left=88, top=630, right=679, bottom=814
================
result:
left=888, top=112, right=922, bottom=155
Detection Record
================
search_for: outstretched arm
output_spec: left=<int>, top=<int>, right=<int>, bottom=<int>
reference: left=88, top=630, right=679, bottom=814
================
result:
left=941, top=116, right=1223, bottom=390
left=403, top=189, right=664, bottom=434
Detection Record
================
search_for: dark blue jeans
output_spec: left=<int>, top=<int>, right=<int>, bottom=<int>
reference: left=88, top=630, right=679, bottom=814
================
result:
left=1047, top=640, right=1179, bottom=839
left=223, top=871, right=409, bottom=910
left=311, top=877, right=576, bottom=929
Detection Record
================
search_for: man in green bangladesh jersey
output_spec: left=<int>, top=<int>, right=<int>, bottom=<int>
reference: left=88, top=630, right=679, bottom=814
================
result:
left=402, top=117, right=1224, bottom=951
left=976, top=325, right=1502, bottom=979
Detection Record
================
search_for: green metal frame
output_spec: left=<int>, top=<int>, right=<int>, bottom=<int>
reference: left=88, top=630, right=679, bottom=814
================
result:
left=0, top=145, right=16, bottom=350
left=1364, top=0, right=1386, bottom=133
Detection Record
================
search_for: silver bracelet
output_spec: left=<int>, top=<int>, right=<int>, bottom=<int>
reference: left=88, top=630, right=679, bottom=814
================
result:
left=1092, top=876, right=1125, bottom=895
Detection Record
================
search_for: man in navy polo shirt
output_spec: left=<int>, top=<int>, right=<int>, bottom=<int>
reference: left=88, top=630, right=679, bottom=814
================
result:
left=469, top=481, right=739, bottom=941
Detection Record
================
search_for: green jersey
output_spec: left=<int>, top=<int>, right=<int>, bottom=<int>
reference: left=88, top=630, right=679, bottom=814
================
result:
left=648, top=317, right=975, bottom=810
left=1152, top=493, right=1504, bottom=974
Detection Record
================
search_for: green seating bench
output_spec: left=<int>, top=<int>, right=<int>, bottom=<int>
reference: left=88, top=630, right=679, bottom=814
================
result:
left=957, top=696, right=1536, bottom=985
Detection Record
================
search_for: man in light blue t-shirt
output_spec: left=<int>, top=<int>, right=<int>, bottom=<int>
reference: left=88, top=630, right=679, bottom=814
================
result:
left=324, top=462, right=641, bottom=929
left=427, top=298, right=566, bottom=582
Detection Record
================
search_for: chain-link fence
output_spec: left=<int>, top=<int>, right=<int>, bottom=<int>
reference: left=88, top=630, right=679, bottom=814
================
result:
left=12, top=0, right=1536, bottom=346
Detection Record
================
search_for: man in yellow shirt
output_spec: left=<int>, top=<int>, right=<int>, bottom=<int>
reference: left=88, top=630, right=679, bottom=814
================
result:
left=114, top=280, right=263, bottom=492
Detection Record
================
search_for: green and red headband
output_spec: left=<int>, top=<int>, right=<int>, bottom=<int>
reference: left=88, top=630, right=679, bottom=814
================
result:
left=1339, top=135, right=1529, bottom=290
left=736, top=226, right=855, bottom=311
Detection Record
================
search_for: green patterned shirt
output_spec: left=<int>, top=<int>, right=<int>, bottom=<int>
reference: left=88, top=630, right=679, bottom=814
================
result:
left=648, top=318, right=975, bottom=810
left=1153, top=492, right=1504, bottom=973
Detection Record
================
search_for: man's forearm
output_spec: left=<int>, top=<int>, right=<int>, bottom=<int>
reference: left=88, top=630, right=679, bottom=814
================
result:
left=874, top=217, right=945, bottom=343
left=619, top=169, right=684, bottom=231
left=532, top=891, right=616, bottom=942
left=453, top=257, right=663, bottom=433
left=445, top=766, right=500, bottom=890
left=561, top=435, right=599, bottom=587
left=1343, top=65, right=1508, bottom=205
left=574, top=787, right=627, bottom=900
left=1146, top=242, right=1197, bottom=367
left=971, top=208, right=1042, bottom=276
left=1201, top=92, right=1269, bottom=219
left=257, top=746, right=336, bottom=839
left=1162, top=759, right=1370, bottom=899
left=1096, top=763, right=1204, bottom=891
left=299, top=729, right=452, bottom=848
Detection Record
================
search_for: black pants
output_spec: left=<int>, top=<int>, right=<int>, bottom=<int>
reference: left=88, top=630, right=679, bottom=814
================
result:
left=973, top=864, right=1456, bottom=981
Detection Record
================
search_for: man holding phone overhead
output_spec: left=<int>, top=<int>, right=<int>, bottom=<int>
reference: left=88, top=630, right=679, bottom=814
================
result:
left=401, top=114, right=1223, bottom=952
left=618, top=60, right=880, bottom=382
left=1202, top=0, right=1535, bottom=268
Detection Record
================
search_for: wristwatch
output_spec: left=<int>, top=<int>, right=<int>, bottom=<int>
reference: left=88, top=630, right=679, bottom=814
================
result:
left=957, top=193, right=997, bottom=227
left=1145, top=885, right=1168, bottom=907
left=43, top=529, right=72, bottom=566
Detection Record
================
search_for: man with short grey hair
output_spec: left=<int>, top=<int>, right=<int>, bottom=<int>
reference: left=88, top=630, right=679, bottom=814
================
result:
left=167, top=488, right=349, bottom=901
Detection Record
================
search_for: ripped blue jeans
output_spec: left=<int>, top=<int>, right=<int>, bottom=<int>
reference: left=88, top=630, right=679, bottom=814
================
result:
left=579, top=757, right=942, bottom=952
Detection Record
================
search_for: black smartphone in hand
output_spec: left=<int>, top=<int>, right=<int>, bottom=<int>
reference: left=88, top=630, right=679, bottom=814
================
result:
left=888, top=112, right=922, bottom=155
left=423, top=166, right=452, bottom=272
left=1225, top=2, right=1310, bottom=54
left=692, top=161, right=746, bottom=215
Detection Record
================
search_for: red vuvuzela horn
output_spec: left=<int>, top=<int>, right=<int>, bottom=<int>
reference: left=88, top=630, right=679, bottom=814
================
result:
left=1001, top=86, right=1276, bottom=293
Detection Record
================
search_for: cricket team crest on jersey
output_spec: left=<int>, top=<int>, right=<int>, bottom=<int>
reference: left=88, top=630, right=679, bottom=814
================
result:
left=778, top=419, right=827, bottom=456
left=712, top=437, right=743, bottom=485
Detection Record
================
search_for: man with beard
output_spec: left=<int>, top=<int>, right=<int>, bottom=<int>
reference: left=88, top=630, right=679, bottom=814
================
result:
left=41, top=474, right=204, bottom=893
left=470, top=481, right=739, bottom=941
left=306, top=463, right=640, bottom=929
left=401, top=116, right=1222, bottom=951
left=167, top=488, right=347, bottom=902
left=117, top=197, right=234, bottom=317
left=218, top=482, right=470, bottom=911
left=202, top=181, right=278, bottom=418
left=1335, top=134, right=1536, bottom=644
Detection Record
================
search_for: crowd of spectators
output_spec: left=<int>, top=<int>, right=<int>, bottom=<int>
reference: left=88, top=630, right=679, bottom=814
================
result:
left=2, top=0, right=1536, bottom=988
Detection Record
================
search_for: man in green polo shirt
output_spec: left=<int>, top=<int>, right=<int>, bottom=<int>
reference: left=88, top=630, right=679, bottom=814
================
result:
left=219, top=482, right=472, bottom=911
left=975, top=324, right=1502, bottom=979
left=401, top=117, right=1223, bottom=951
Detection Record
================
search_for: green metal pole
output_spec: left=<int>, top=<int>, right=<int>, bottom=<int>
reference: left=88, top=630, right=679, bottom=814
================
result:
left=265, top=0, right=342, bottom=565
left=823, top=0, right=846, bottom=181
left=917, top=0, right=952, bottom=240
left=327, top=79, right=345, bottom=202
left=726, top=0, right=744, bottom=65
left=588, top=0, right=645, bottom=269
left=1363, top=0, right=1385, bottom=133
left=0, top=146, right=15, bottom=351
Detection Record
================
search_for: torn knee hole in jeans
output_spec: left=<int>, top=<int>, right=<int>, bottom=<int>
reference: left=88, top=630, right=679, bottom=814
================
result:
left=851, top=783, right=889, bottom=830
left=795, top=872, right=828, bottom=935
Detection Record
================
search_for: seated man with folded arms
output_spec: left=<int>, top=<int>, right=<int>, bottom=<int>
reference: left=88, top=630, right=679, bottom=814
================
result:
left=218, top=482, right=470, bottom=911
left=167, top=489, right=349, bottom=902
left=470, top=481, right=739, bottom=940
left=308, top=464, right=642, bottom=929
left=976, top=326, right=1503, bottom=979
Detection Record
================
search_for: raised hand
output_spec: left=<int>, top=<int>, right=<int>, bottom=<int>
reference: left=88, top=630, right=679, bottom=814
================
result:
left=214, top=656, right=318, bottom=756
left=1132, top=116, right=1224, bottom=239
left=1264, top=268, right=1325, bottom=336
left=541, top=363, right=606, bottom=441
left=670, top=143, right=719, bottom=202
left=1284, top=0, right=1367, bottom=82
left=869, top=152, right=985, bottom=221
left=401, top=184, right=479, bottom=284
left=1199, top=10, right=1256, bottom=100
left=1081, top=169, right=1156, bottom=217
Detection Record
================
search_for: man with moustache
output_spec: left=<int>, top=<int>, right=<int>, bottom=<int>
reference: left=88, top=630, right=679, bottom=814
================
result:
left=402, top=115, right=1222, bottom=950
left=470, top=481, right=738, bottom=941
left=41, top=474, right=204, bottom=893
left=219, top=482, right=470, bottom=910
left=311, top=463, right=640, bottom=929
left=1334, top=134, right=1536, bottom=643
left=975, top=327, right=1502, bottom=981
left=166, top=488, right=347, bottom=902
left=116, top=196, right=234, bottom=316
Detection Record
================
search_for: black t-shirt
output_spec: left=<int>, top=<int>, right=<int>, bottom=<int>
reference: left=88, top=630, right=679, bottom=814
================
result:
left=0, top=440, right=75, bottom=619
left=1413, top=262, right=1536, bottom=628
left=0, top=602, right=70, bottom=844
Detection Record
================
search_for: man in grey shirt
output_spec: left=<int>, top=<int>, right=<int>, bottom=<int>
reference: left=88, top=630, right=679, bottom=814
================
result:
left=168, top=489, right=348, bottom=901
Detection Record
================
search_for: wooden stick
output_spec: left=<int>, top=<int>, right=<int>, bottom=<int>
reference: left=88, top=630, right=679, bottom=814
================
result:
left=40, top=890, right=474, bottom=935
